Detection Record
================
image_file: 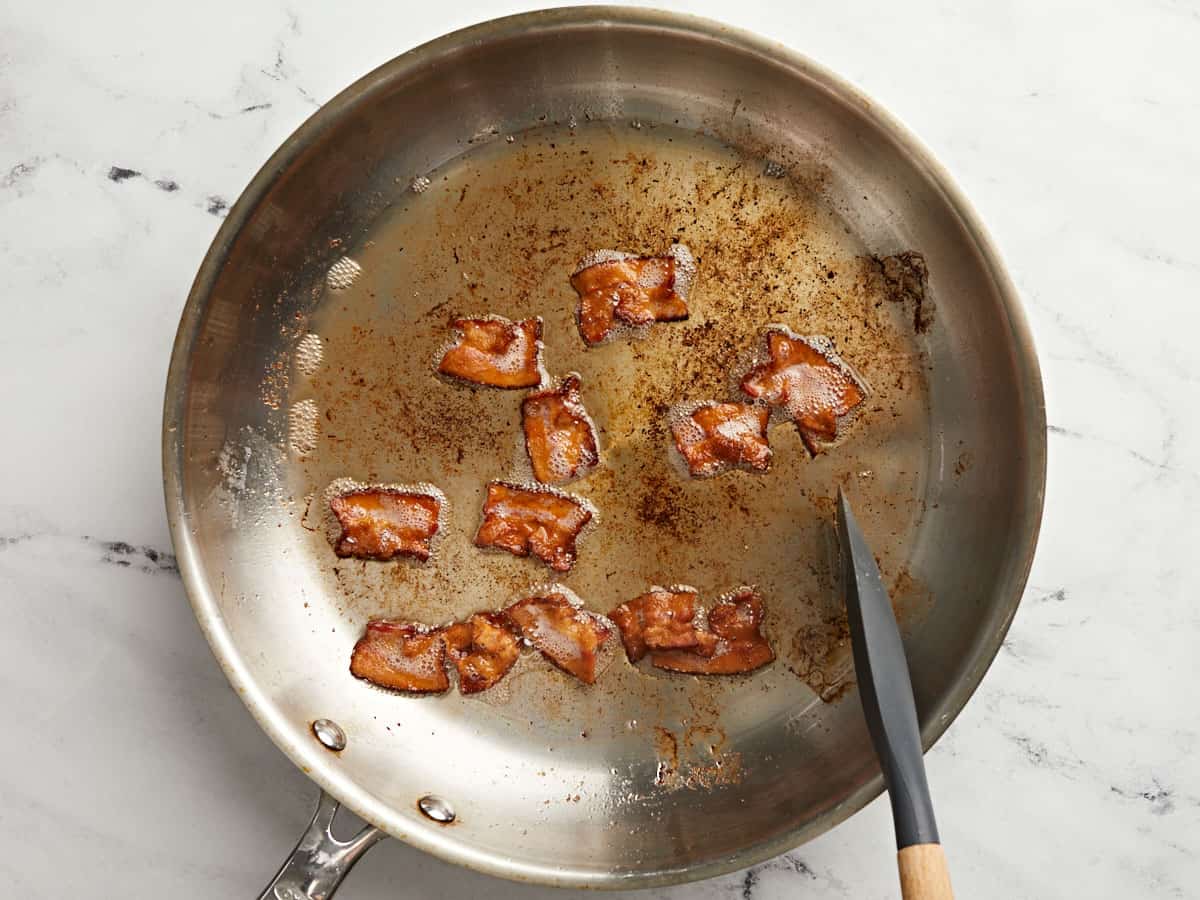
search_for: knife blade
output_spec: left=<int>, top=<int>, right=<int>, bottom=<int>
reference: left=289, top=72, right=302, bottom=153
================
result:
left=836, top=486, right=938, bottom=847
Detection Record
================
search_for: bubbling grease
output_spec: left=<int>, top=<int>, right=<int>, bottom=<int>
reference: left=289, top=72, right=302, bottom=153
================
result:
left=325, top=256, right=362, bottom=292
left=322, top=477, right=449, bottom=563
left=521, top=373, right=601, bottom=484
left=432, top=314, right=548, bottom=388
left=737, top=325, right=870, bottom=448
left=570, top=244, right=696, bottom=345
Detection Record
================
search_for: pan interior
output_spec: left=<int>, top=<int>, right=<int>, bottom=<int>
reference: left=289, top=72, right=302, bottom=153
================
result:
left=168, top=10, right=1042, bottom=887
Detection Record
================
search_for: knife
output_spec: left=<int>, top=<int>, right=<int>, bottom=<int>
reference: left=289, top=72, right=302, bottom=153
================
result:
left=836, top=488, right=954, bottom=900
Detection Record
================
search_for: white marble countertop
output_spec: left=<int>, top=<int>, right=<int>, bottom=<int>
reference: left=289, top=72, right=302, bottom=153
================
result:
left=2, top=0, right=1198, bottom=897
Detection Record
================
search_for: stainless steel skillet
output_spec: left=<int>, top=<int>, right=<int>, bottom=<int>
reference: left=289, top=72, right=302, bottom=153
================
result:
left=163, top=7, right=1045, bottom=894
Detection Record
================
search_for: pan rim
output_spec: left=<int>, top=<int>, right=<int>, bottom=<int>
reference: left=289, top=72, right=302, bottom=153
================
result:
left=162, top=5, right=1047, bottom=888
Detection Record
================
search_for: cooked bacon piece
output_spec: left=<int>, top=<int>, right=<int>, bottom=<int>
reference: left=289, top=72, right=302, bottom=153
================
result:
left=349, top=620, right=449, bottom=693
left=706, top=590, right=771, bottom=642
left=609, top=589, right=714, bottom=662
left=521, top=374, right=599, bottom=484
left=330, top=489, right=440, bottom=561
left=504, top=593, right=612, bottom=684
left=651, top=589, right=774, bottom=675
left=569, top=254, right=689, bottom=345
left=437, top=316, right=543, bottom=388
left=442, top=612, right=521, bottom=695
left=474, top=482, right=592, bottom=572
left=671, top=402, right=771, bottom=477
left=740, top=328, right=866, bottom=455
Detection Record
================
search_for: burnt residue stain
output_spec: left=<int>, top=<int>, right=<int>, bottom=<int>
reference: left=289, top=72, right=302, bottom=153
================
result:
left=954, top=449, right=973, bottom=476
left=651, top=722, right=744, bottom=791
left=241, top=102, right=274, bottom=113
left=94, top=539, right=180, bottom=575
left=868, top=251, right=933, bottom=334
left=634, top=475, right=700, bottom=541
left=107, top=166, right=141, bottom=182
left=682, top=723, right=726, bottom=757
left=787, top=616, right=854, bottom=701
left=206, top=195, right=229, bottom=216
left=155, top=178, right=180, bottom=192
left=889, top=566, right=934, bottom=635
left=652, top=726, right=679, bottom=786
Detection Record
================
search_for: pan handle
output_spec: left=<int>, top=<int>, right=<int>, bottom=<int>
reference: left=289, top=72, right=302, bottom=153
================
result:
left=256, top=789, right=386, bottom=900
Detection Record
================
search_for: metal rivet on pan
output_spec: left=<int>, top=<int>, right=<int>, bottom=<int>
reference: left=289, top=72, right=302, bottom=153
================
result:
left=311, top=718, right=346, bottom=752
left=418, top=795, right=456, bottom=824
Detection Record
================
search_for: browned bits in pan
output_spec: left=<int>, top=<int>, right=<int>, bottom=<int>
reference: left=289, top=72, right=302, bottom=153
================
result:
left=330, top=488, right=441, bottom=561
left=437, top=316, right=544, bottom=388
left=349, top=620, right=450, bottom=693
left=740, top=327, right=867, bottom=456
left=521, top=374, right=600, bottom=484
left=442, top=612, right=522, bottom=695
left=504, top=593, right=612, bottom=684
left=474, top=482, right=592, bottom=572
left=609, top=588, right=714, bottom=662
left=569, top=252, right=689, bottom=345
left=871, top=250, right=933, bottom=334
left=651, top=588, right=774, bottom=675
left=670, top=402, right=771, bottom=477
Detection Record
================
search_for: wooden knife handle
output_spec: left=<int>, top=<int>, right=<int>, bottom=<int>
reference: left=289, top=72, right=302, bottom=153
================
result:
left=898, top=843, right=954, bottom=900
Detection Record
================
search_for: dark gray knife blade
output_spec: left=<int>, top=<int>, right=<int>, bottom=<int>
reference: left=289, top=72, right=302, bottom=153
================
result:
left=836, top=488, right=939, bottom=849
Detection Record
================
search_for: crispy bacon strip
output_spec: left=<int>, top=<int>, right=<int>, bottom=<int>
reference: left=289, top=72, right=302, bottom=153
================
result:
left=609, top=589, right=714, bottom=662
left=569, top=254, right=688, bottom=345
left=671, top=402, right=772, bottom=477
left=437, top=316, right=543, bottom=388
left=521, top=374, right=599, bottom=484
left=740, top=328, right=866, bottom=455
left=474, top=482, right=592, bottom=572
left=330, top=489, right=440, bottom=561
left=350, top=620, right=450, bottom=693
left=651, top=589, right=774, bottom=675
left=442, top=612, right=521, bottom=695
left=504, top=593, right=612, bottom=684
